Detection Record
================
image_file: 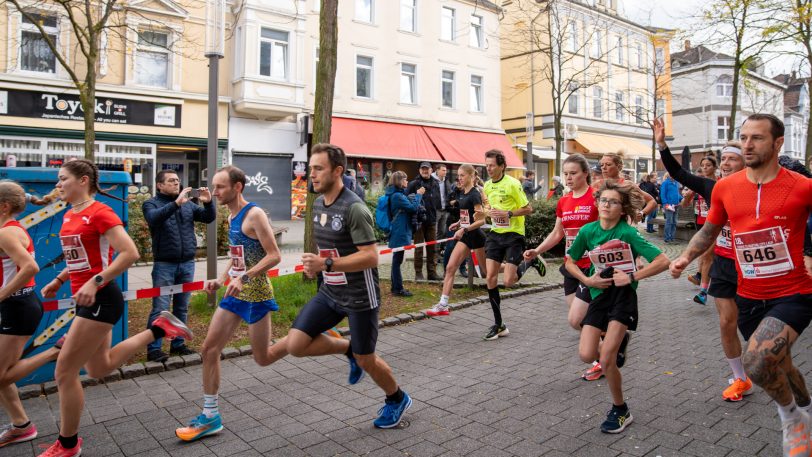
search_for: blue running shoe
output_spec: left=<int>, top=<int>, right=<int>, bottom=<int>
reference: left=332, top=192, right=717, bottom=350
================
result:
left=175, top=413, right=223, bottom=442
left=347, top=354, right=365, bottom=385
left=373, top=391, right=412, bottom=429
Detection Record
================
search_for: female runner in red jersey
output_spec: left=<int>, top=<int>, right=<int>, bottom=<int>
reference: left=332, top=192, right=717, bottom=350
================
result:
left=523, top=154, right=602, bottom=380
left=594, top=152, right=657, bottom=220
left=38, top=160, right=192, bottom=457
left=0, top=181, right=62, bottom=449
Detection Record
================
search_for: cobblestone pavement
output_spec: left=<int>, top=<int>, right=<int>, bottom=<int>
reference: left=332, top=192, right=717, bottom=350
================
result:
left=2, top=230, right=803, bottom=456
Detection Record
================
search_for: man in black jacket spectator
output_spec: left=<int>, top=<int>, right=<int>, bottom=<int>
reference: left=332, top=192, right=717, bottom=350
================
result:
left=639, top=173, right=660, bottom=233
left=522, top=171, right=545, bottom=200
left=142, top=170, right=216, bottom=362
left=407, top=162, right=441, bottom=280
left=433, top=164, right=452, bottom=239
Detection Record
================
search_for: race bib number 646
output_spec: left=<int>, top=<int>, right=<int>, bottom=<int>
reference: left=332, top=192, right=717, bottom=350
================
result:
left=734, top=227, right=793, bottom=279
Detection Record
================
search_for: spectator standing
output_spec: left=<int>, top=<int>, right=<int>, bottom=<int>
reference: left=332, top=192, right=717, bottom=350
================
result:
left=406, top=162, right=441, bottom=280
left=433, top=164, right=451, bottom=239
left=659, top=173, right=682, bottom=243
left=142, top=170, right=216, bottom=362
left=385, top=171, right=424, bottom=296
left=551, top=176, right=565, bottom=198
left=639, top=173, right=660, bottom=233
left=522, top=171, right=545, bottom=200
left=344, top=170, right=365, bottom=201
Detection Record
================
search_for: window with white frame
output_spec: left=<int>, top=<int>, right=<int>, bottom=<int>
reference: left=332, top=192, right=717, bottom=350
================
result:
left=356, top=55, right=373, bottom=98
left=634, top=95, right=644, bottom=123
left=568, top=84, right=579, bottom=114
left=441, top=70, right=455, bottom=108
left=636, top=42, right=643, bottom=68
left=717, top=116, right=730, bottom=140
left=259, top=28, right=288, bottom=79
left=400, top=63, right=416, bottom=104
left=355, top=0, right=373, bottom=23
left=593, top=86, right=603, bottom=118
left=614, top=92, right=624, bottom=121
left=569, top=21, right=579, bottom=53
left=615, top=36, right=623, bottom=65
left=441, top=7, right=455, bottom=41
left=20, top=13, right=58, bottom=73
left=400, top=0, right=416, bottom=32
left=655, top=47, right=664, bottom=71
left=470, top=15, right=483, bottom=48
left=470, top=74, right=483, bottom=112
left=135, top=30, right=171, bottom=87
left=716, top=75, right=733, bottom=98
left=655, top=98, right=666, bottom=126
left=591, top=29, right=602, bottom=58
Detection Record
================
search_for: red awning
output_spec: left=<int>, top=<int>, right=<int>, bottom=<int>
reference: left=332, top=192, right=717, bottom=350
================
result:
left=422, top=126, right=524, bottom=168
left=330, top=117, right=442, bottom=162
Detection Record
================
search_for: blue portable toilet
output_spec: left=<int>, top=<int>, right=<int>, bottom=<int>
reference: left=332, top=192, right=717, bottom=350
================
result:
left=0, top=167, right=132, bottom=386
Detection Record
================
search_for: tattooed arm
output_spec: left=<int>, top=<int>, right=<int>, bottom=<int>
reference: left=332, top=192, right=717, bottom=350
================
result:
left=669, top=221, right=723, bottom=278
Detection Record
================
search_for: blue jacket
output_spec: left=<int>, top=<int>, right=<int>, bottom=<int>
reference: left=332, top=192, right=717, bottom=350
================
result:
left=143, top=193, right=216, bottom=262
left=385, top=185, right=422, bottom=248
left=660, top=178, right=682, bottom=207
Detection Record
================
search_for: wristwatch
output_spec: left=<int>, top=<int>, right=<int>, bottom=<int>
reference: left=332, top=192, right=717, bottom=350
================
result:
left=240, top=274, right=250, bottom=283
left=93, top=274, right=104, bottom=286
left=507, top=211, right=514, bottom=218
left=325, top=257, right=334, bottom=273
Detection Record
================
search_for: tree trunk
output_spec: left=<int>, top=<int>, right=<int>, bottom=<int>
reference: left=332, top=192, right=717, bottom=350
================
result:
left=553, top=112, right=562, bottom=177
left=728, top=63, right=741, bottom=141
left=304, top=0, right=339, bottom=255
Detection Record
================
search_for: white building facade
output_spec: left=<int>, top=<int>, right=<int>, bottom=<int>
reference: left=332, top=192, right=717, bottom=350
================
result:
left=775, top=74, right=809, bottom=162
left=670, top=45, right=785, bottom=155
left=228, top=0, right=516, bottom=220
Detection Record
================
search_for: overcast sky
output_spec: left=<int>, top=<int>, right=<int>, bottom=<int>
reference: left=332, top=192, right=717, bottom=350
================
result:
left=620, top=0, right=803, bottom=77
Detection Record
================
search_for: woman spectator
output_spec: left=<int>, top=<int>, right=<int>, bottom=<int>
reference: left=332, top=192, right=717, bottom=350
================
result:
left=385, top=171, right=424, bottom=297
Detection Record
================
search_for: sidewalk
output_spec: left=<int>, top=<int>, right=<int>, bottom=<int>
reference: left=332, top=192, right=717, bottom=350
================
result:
left=1, top=233, right=795, bottom=456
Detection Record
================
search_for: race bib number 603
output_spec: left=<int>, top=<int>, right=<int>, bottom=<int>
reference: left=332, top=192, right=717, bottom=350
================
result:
left=588, top=239, right=636, bottom=273
left=734, top=227, right=793, bottom=278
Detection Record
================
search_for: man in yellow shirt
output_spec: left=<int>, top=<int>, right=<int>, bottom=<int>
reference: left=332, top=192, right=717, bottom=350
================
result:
left=481, top=149, right=533, bottom=340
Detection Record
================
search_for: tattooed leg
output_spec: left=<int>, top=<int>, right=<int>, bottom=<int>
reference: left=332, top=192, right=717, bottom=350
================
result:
left=780, top=348, right=812, bottom=407
left=742, top=317, right=798, bottom=406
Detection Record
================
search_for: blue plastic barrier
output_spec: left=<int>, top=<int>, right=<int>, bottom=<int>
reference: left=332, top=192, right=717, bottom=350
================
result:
left=0, top=167, right=131, bottom=386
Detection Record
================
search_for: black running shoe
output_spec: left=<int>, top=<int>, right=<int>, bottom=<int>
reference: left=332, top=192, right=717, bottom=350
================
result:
left=533, top=257, right=547, bottom=277
left=483, top=324, right=509, bottom=341
left=601, top=406, right=633, bottom=433
left=516, top=261, right=529, bottom=280
left=616, top=331, right=631, bottom=368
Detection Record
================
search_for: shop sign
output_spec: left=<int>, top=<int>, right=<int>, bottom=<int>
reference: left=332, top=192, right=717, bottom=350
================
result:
left=636, top=159, right=648, bottom=173
left=0, top=88, right=181, bottom=128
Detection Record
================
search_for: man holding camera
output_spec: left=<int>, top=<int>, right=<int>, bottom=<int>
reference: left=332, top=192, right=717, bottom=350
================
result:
left=143, top=170, right=216, bottom=362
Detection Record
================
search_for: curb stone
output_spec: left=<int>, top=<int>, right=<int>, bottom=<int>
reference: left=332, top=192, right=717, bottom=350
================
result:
left=18, top=283, right=563, bottom=399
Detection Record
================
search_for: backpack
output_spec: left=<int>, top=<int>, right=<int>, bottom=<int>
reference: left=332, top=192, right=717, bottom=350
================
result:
left=375, top=194, right=393, bottom=234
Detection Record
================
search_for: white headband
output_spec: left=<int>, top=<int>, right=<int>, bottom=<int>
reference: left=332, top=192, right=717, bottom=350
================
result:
left=722, top=146, right=742, bottom=156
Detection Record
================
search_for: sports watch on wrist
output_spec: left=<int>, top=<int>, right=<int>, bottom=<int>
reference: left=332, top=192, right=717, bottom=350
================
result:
left=240, top=274, right=250, bottom=283
left=325, top=257, right=334, bottom=273
left=93, top=274, right=104, bottom=286
left=507, top=211, right=514, bottom=218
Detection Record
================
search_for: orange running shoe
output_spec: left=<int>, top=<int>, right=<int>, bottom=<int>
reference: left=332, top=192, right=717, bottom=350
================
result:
left=722, top=377, right=753, bottom=402
left=783, top=410, right=810, bottom=457
left=582, top=362, right=604, bottom=381
left=37, top=438, right=82, bottom=457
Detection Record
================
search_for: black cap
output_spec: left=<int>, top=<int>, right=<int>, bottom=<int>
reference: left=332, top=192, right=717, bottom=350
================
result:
left=419, top=162, right=431, bottom=168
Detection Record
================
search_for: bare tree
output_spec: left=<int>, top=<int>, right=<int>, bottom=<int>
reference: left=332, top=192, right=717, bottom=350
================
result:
left=501, top=0, right=616, bottom=175
left=1, top=0, right=199, bottom=159
left=303, top=0, right=338, bottom=255
left=693, top=0, right=782, bottom=140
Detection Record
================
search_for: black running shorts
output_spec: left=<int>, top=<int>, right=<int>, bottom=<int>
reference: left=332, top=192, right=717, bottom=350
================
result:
left=708, top=256, right=737, bottom=299
left=0, top=289, right=43, bottom=335
left=581, top=285, right=638, bottom=332
left=460, top=229, right=486, bottom=250
left=292, top=290, right=380, bottom=355
left=485, top=231, right=524, bottom=266
left=736, top=294, right=812, bottom=341
left=75, top=281, right=125, bottom=325
left=559, top=264, right=592, bottom=303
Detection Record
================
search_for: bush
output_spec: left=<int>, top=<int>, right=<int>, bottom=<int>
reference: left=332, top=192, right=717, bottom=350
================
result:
left=366, top=191, right=387, bottom=242
left=524, top=197, right=565, bottom=258
left=128, top=194, right=153, bottom=262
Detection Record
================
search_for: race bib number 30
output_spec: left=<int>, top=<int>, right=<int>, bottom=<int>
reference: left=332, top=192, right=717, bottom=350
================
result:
left=460, top=209, right=471, bottom=228
left=734, top=227, right=793, bottom=279
left=60, top=235, right=90, bottom=272
left=228, top=245, right=246, bottom=277
left=588, top=239, right=636, bottom=273
left=319, top=249, right=348, bottom=285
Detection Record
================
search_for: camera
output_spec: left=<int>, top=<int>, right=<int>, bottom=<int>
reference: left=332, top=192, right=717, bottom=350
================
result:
left=188, top=188, right=200, bottom=199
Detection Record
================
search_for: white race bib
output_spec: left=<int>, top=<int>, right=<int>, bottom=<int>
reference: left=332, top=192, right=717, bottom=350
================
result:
left=460, top=209, right=471, bottom=228
left=588, top=239, right=636, bottom=273
left=228, top=245, right=246, bottom=277
left=716, top=223, right=732, bottom=250
left=492, top=214, right=510, bottom=229
left=734, top=227, right=793, bottom=279
left=319, top=248, right=348, bottom=285
left=61, top=235, right=90, bottom=272
left=564, top=228, right=588, bottom=260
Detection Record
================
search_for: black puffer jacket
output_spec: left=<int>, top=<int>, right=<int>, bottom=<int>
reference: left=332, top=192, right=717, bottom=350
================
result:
left=143, top=193, right=216, bottom=262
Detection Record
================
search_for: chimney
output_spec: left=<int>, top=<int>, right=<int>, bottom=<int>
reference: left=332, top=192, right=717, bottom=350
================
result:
left=684, top=40, right=691, bottom=50
left=792, top=70, right=797, bottom=80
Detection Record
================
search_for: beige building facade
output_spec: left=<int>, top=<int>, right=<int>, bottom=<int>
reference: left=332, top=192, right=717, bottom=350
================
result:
left=0, top=0, right=230, bottom=193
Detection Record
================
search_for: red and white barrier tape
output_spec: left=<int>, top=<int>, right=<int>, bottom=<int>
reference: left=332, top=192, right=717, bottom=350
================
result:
left=41, top=237, right=456, bottom=312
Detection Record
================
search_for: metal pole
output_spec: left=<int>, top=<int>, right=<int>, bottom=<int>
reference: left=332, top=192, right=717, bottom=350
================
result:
left=206, top=55, right=220, bottom=305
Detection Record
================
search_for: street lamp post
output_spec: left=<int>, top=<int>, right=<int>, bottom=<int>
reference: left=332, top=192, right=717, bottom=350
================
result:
left=205, top=0, right=225, bottom=305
